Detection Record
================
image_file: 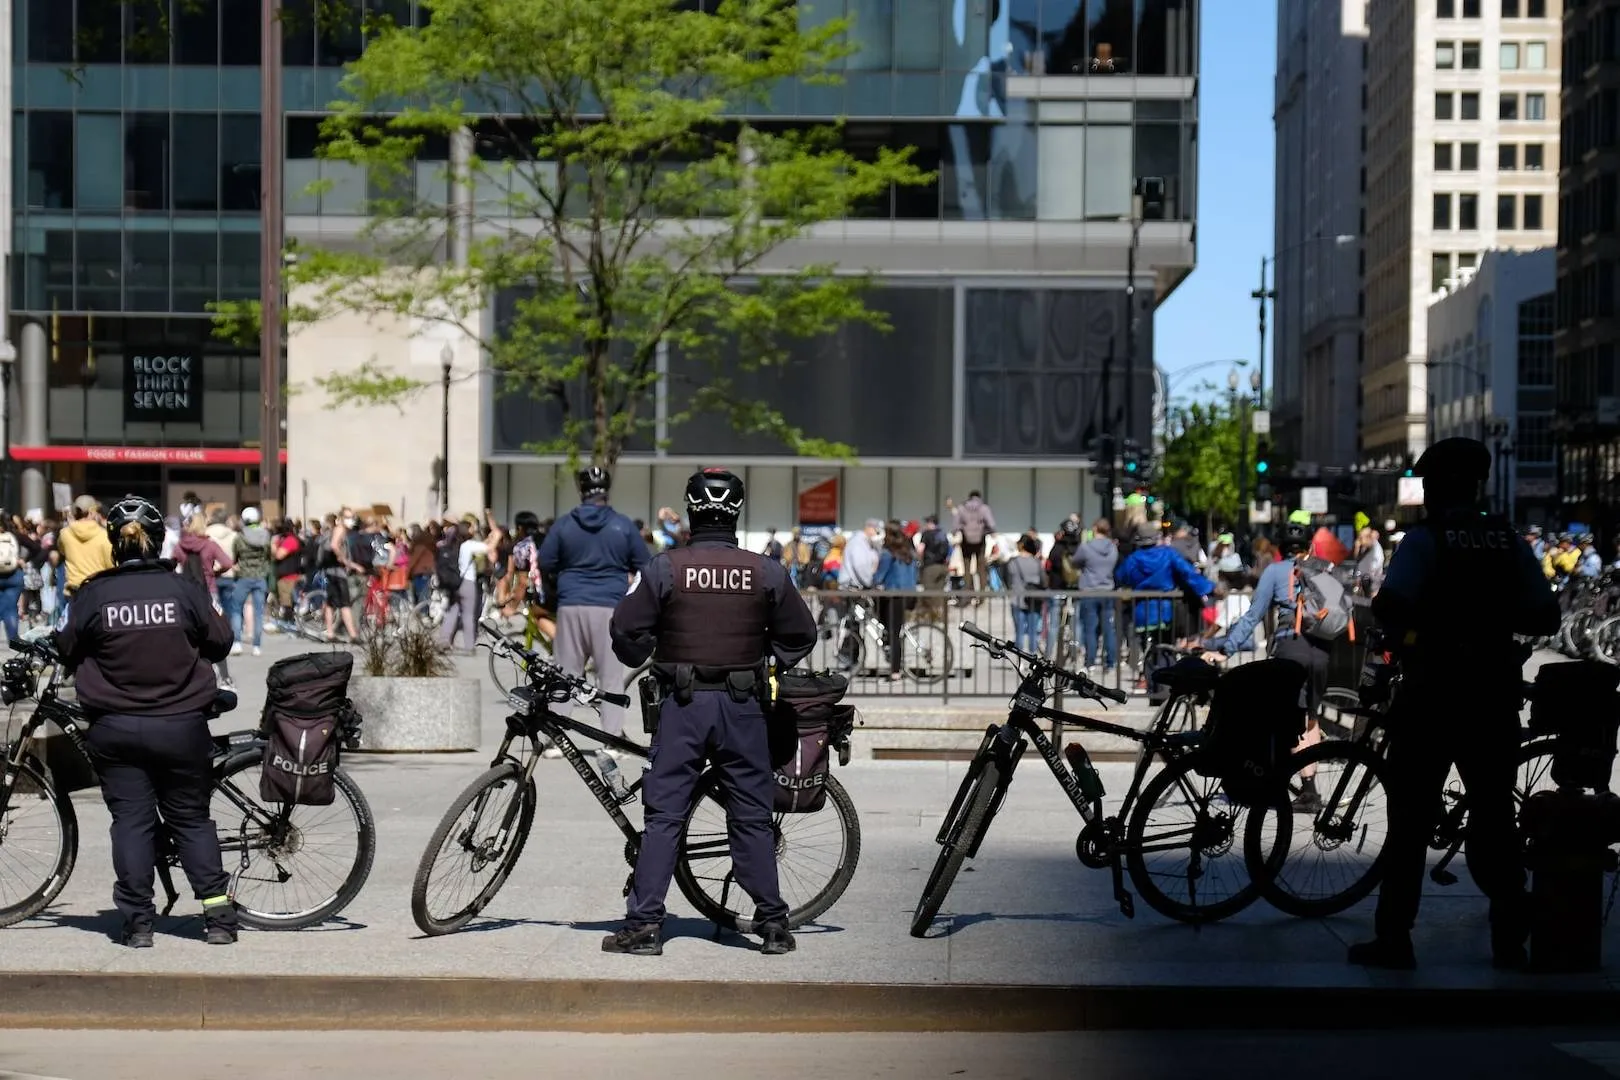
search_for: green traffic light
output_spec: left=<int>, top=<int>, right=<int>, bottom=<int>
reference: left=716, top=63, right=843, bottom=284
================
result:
left=1256, top=460, right=1269, bottom=475
left=1125, top=461, right=1138, bottom=473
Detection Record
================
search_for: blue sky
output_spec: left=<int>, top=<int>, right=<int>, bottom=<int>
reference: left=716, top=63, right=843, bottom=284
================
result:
left=1155, top=4, right=1276, bottom=400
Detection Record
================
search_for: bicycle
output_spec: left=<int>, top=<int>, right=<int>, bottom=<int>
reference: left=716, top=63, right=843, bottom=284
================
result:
left=834, top=593, right=954, bottom=684
left=0, top=636, right=377, bottom=929
left=411, top=623, right=862, bottom=936
left=910, top=622, right=1269, bottom=936
left=1244, top=663, right=1565, bottom=918
left=485, top=598, right=556, bottom=696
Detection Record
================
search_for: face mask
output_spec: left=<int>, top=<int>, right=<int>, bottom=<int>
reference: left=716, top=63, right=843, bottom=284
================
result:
left=345, top=517, right=358, bottom=528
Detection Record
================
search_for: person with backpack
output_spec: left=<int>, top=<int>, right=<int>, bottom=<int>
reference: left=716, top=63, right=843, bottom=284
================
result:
left=946, top=491, right=996, bottom=600
left=1071, top=518, right=1119, bottom=672
left=58, top=496, right=115, bottom=627
left=57, top=494, right=238, bottom=948
left=0, top=516, right=41, bottom=643
left=321, top=511, right=366, bottom=643
left=1044, top=519, right=1083, bottom=657
left=916, top=514, right=952, bottom=622
left=230, top=507, right=273, bottom=656
left=271, top=519, right=304, bottom=628
left=177, top=514, right=238, bottom=691
left=434, top=520, right=478, bottom=651
left=873, top=520, right=921, bottom=681
left=1003, top=534, right=1046, bottom=658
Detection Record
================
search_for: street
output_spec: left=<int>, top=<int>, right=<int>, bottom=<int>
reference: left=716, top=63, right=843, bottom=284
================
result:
left=0, top=1028, right=1617, bottom=1080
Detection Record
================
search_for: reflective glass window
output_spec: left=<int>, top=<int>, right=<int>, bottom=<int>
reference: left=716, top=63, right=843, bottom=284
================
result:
left=26, top=112, right=74, bottom=210
left=173, top=114, right=221, bottom=212
left=27, top=0, right=74, bottom=62
left=219, top=0, right=262, bottom=64
left=175, top=0, right=219, bottom=64
left=76, top=113, right=123, bottom=210
left=221, top=115, right=261, bottom=211
left=125, top=113, right=171, bottom=211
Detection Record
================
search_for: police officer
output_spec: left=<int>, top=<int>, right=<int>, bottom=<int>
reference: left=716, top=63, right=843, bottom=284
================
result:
left=606, top=468, right=817, bottom=956
left=1348, top=438, right=1559, bottom=970
left=56, top=494, right=238, bottom=948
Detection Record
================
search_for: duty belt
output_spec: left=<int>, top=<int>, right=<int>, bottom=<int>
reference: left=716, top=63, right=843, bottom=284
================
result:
left=659, top=663, right=768, bottom=706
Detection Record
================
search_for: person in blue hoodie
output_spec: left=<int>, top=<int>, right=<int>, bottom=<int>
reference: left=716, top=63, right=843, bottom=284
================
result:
left=1114, top=520, right=1214, bottom=651
left=538, top=466, right=649, bottom=745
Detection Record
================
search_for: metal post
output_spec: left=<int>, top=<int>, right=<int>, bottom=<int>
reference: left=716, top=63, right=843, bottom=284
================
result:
left=258, top=0, right=284, bottom=520
left=1125, top=216, right=1139, bottom=454
left=440, top=348, right=452, bottom=516
left=1238, top=385, right=1250, bottom=526
left=1252, top=256, right=1274, bottom=406
left=1, top=363, right=11, bottom=512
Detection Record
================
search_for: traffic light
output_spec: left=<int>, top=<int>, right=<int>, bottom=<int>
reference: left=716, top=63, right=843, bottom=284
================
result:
left=1254, top=436, right=1271, bottom=479
left=1122, top=439, right=1141, bottom=479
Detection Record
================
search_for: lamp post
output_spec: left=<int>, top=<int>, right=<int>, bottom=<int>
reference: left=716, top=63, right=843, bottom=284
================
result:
left=440, top=343, right=453, bottom=516
left=1254, top=233, right=1358, bottom=417
left=0, top=340, right=14, bottom=513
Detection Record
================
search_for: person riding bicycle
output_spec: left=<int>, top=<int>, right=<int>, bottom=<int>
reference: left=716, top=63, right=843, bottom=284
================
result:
left=1347, top=437, right=1558, bottom=971
left=54, top=494, right=238, bottom=948
left=606, top=468, right=817, bottom=957
left=502, top=511, right=558, bottom=636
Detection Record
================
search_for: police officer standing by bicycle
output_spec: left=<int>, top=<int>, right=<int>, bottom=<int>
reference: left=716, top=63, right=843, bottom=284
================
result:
left=606, top=468, right=818, bottom=956
left=1348, top=437, right=1558, bottom=970
left=55, top=495, right=238, bottom=948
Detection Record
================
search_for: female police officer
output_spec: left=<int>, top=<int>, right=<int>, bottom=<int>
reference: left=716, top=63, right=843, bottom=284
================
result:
left=56, top=494, right=238, bottom=947
left=607, top=468, right=818, bottom=956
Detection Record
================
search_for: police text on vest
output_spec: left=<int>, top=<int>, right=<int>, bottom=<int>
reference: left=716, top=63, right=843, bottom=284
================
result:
left=103, top=600, right=180, bottom=629
left=683, top=566, right=754, bottom=591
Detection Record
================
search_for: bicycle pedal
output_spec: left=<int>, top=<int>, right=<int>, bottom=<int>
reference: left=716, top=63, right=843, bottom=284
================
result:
left=1430, top=869, right=1459, bottom=887
left=1117, top=893, right=1136, bottom=919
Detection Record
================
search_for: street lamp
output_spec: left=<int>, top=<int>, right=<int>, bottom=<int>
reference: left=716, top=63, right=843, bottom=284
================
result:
left=440, top=343, right=453, bottom=516
left=1253, top=233, right=1358, bottom=405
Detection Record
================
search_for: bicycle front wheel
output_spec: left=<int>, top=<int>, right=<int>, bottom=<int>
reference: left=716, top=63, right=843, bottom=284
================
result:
left=1243, top=739, right=1391, bottom=919
left=212, top=754, right=376, bottom=929
left=295, top=589, right=327, bottom=640
left=674, top=771, right=862, bottom=934
left=910, top=758, right=1000, bottom=937
left=0, top=758, right=78, bottom=927
left=902, top=622, right=954, bottom=684
left=411, top=762, right=537, bottom=935
left=1126, top=752, right=1262, bottom=924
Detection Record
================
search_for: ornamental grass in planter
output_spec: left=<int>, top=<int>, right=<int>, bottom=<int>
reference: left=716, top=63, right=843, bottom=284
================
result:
left=349, top=622, right=480, bottom=752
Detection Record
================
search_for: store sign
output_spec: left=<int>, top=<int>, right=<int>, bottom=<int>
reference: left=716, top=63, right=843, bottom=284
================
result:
left=796, top=472, right=839, bottom=527
left=9, top=445, right=287, bottom=466
left=124, top=354, right=203, bottom=423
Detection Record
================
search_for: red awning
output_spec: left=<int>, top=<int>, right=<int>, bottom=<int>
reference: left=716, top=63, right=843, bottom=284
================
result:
left=9, top=446, right=288, bottom=466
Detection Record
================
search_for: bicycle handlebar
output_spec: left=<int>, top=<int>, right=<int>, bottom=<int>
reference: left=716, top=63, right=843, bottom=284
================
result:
left=479, top=620, right=633, bottom=708
left=959, top=621, right=1130, bottom=705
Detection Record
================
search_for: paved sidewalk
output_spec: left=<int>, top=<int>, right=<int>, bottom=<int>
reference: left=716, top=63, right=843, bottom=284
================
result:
left=2, top=636, right=1615, bottom=1030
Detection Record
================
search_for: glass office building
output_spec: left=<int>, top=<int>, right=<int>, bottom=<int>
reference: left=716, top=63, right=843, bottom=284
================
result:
left=10, top=0, right=1200, bottom=525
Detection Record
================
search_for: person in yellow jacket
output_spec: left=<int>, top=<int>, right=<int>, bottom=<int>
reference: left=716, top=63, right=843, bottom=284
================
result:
left=1542, top=535, right=1579, bottom=580
left=59, top=495, right=116, bottom=594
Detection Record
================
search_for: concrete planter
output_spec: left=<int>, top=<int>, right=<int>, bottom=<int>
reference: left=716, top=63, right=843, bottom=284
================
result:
left=350, top=675, right=481, bottom=752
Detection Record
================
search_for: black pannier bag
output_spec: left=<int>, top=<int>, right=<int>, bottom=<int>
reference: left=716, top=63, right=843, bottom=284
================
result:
left=260, top=651, right=357, bottom=806
left=1195, top=658, right=1308, bottom=807
left=770, top=671, right=855, bottom=814
left=1530, top=660, right=1620, bottom=790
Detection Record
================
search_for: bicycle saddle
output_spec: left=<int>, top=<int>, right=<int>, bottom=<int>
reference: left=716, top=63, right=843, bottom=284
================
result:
left=1153, top=658, right=1222, bottom=696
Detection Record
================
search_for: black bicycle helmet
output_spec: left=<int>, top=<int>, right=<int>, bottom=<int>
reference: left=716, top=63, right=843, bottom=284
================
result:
left=1059, top=519, right=1082, bottom=539
left=685, top=468, right=746, bottom=529
left=1279, top=522, right=1312, bottom=555
left=105, top=494, right=165, bottom=560
left=577, top=466, right=612, bottom=498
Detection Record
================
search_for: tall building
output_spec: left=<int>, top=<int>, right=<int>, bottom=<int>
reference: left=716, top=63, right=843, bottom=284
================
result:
left=1425, top=247, right=1556, bottom=522
left=1272, top=0, right=1368, bottom=473
left=9, top=1, right=1202, bottom=533
left=1360, top=0, right=1561, bottom=471
left=1553, top=0, right=1620, bottom=524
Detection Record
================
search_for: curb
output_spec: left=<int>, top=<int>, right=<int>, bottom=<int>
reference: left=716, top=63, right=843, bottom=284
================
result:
left=1, top=972, right=1615, bottom=1032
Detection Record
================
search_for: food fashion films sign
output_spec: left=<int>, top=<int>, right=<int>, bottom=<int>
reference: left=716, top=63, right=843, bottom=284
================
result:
left=124, top=353, right=203, bottom=424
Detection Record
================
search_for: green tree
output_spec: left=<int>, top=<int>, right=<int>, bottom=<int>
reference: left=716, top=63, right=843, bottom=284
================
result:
left=1159, top=399, right=1245, bottom=536
left=222, top=0, right=929, bottom=467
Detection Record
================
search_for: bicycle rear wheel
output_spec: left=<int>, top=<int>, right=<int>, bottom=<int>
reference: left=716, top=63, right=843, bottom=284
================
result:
left=674, top=771, right=861, bottom=934
left=910, top=758, right=1000, bottom=937
left=1242, top=739, right=1391, bottom=919
left=0, top=758, right=78, bottom=927
left=1126, top=752, right=1263, bottom=924
left=902, top=622, right=954, bottom=683
left=212, top=754, right=376, bottom=929
left=411, top=762, right=536, bottom=935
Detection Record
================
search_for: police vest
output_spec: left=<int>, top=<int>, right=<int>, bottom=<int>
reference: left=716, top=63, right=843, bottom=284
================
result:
left=1422, top=512, right=1521, bottom=667
left=655, top=546, right=773, bottom=670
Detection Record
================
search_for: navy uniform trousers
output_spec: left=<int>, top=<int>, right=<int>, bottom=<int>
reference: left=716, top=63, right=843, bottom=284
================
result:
left=86, top=713, right=232, bottom=924
left=626, top=690, right=788, bottom=928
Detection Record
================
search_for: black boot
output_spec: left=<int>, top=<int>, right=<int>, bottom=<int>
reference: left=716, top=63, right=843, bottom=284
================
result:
left=1291, top=776, right=1323, bottom=813
left=1346, top=935, right=1416, bottom=970
left=203, top=897, right=238, bottom=945
left=601, top=923, right=663, bottom=956
left=120, top=919, right=155, bottom=949
left=759, top=922, right=796, bottom=956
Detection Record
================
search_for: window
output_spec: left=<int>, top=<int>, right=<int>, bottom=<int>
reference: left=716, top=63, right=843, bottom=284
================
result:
left=1434, top=193, right=1453, bottom=229
left=1500, top=93, right=1519, bottom=120
left=1463, top=0, right=1480, bottom=13
left=1501, top=42, right=1520, bottom=68
left=1525, top=143, right=1545, bottom=170
left=1459, top=252, right=1478, bottom=270
left=1460, top=142, right=1479, bottom=170
left=1459, top=193, right=1479, bottom=230
left=25, top=112, right=74, bottom=210
left=1498, top=193, right=1517, bottom=228
left=1436, top=92, right=1454, bottom=120
left=1526, top=93, right=1546, bottom=120
left=1433, top=253, right=1452, bottom=292
left=1527, top=41, right=1547, bottom=68
left=1524, top=194, right=1543, bottom=229
left=1438, top=0, right=1454, bottom=14
left=1437, top=42, right=1456, bottom=68
left=1461, top=41, right=1481, bottom=68
left=1527, top=0, right=1545, bottom=15
left=1461, top=92, right=1480, bottom=119
left=1435, top=142, right=1454, bottom=170
left=1499, top=143, right=1518, bottom=170
left=1501, top=0, right=1518, bottom=14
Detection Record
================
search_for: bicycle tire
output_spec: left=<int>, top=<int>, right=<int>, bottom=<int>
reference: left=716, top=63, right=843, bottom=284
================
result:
left=296, top=589, right=328, bottom=640
left=411, top=761, right=537, bottom=936
left=212, top=753, right=376, bottom=930
left=1242, top=739, right=1391, bottom=919
left=910, top=758, right=1000, bottom=937
left=488, top=645, right=528, bottom=698
left=902, top=622, right=954, bottom=684
left=1126, top=752, right=1263, bottom=924
left=674, top=771, right=862, bottom=934
left=0, top=758, right=78, bottom=928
